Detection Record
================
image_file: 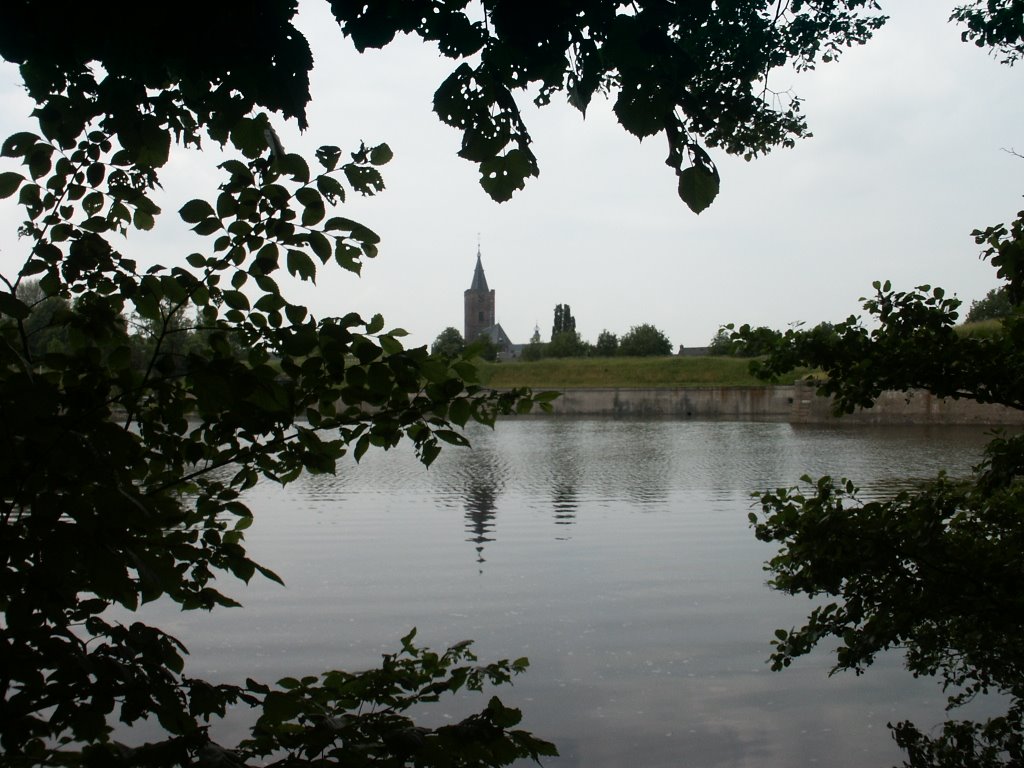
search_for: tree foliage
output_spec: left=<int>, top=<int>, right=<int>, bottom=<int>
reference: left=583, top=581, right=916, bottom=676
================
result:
left=0, top=1, right=1015, bottom=765
left=551, top=303, right=576, bottom=338
left=328, top=0, right=890, bottom=212
left=536, top=305, right=588, bottom=358
left=618, top=323, right=673, bottom=357
left=546, top=330, right=590, bottom=358
left=520, top=341, right=544, bottom=362
left=728, top=7, right=1024, bottom=741
left=708, top=324, right=789, bottom=357
left=238, top=630, right=554, bottom=768
left=0, top=6, right=562, bottom=765
left=0, top=0, right=893, bottom=212
left=431, top=325, right=465, bottom=358
left=951, top=0, right=1024, bottom=64
left=12, top=278, right=71, bottom=358
left=594, top=329, right=619, bottom=357
left=0, top=126, right=556, bottom=765
left=707, top=327, right=733, bottom=356
left=516, top=323, right=669, bottom=360
left=965, top=285, right=1014, bottom=323
left=468, top=332, right=500, bottom=362
left=743, top=277, right=1024, bottom=412
left=736, top=205, right=1024, bottom=766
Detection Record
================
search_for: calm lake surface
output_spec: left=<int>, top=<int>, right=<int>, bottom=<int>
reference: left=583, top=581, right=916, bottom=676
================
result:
left=143, top=419, right=1004, bottom=767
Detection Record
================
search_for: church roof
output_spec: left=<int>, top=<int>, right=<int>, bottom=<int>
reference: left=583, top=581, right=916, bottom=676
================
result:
left=478, top=323, right=511, bottom=347
left=468, top=247, right=489, bottom=292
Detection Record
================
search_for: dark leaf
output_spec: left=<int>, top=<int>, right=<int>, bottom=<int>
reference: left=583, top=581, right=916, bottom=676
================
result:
left=180, top=199, right=216, bottom=224
left=366, top=313, right=385, bottom=334
left=315, top=145, right=342, bottom=171
left=86, top=162, right=106, bottom=188
left=369, top=143, right=393, bottom=165
left=222, top=290, right=250, bottom=310
left=677, top=166, right=720, bottom=215
left=307, top=231, right=332, bottom=262
left=315, top=174, right=345, bottom=204
left=278, top=153, right=310, bottom=183
left=0, top=171, right=24, bottom=199
left=230, top=117, right=270, bottom=159
left=286, top=249, right=316, bottom=282
left=1, top=131, right=40, bottom=158
left=0, top=291, right=30, bottom=319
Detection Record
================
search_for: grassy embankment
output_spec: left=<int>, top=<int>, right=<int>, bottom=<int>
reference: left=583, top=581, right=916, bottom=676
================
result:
left=475, top=356, right=806, bottom=389
left=473, top=320, right=1002, bottom=389
left=955, top=319, right=1003, bottom=338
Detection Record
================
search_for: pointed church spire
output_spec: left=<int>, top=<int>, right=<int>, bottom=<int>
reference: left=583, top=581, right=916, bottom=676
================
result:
left=465, top=239, right=496, bottom=343
left=469, top=242, right=489, bottom=292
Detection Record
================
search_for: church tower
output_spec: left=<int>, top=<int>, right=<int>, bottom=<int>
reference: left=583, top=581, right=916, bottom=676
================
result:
left=464, top=246, right=495, bottom=342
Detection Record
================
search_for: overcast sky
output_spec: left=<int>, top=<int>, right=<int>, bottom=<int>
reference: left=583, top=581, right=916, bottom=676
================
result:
left=1, top=0, right=1021, bottom=350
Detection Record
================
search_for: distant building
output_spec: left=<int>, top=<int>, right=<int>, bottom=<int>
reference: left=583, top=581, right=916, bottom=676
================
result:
left=464, top=247, right=519, bottom=359
left=464, top=247, right=495, bottom=342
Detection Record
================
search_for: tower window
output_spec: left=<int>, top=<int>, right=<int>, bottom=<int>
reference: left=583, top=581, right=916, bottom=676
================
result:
left=478, top=311, right=484, bottom=321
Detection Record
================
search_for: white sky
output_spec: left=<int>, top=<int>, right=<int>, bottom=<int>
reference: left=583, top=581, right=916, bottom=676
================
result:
left=1, top=0, right=1021, bottom=350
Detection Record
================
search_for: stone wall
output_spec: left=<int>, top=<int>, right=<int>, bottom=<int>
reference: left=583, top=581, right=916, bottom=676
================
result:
left=542, top=383, right=1024, bottom=425
left=789, top=381, right=1024, bottom=425
left=548, top=386, right=795, bottom=419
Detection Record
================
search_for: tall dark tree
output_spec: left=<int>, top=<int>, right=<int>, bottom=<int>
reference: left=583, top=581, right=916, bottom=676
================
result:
left=551, top=303, right=576, bottom=339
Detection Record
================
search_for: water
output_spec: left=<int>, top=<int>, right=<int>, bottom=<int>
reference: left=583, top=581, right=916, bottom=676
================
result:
left=134, top=419, right=1002, bottom=767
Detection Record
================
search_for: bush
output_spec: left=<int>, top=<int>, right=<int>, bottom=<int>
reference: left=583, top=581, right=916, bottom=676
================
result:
left=546, top=330, right=589, bottom=358
left=468, top=333, right=499, bottom=361
left=618, top=324, right=672, bottom=356
left=520, top=342, right=544, bottom=361
left=707, top=328, right=734, bottom=356
left=594, top=330, right=619, bottom=356
left=431, top=326, right=465, bottom=357
left=966, top=286, right=1013, bottom=322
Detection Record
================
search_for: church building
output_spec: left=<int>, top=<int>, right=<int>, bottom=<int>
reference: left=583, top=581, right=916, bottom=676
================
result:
left=464, top=247, right=515, bottom=358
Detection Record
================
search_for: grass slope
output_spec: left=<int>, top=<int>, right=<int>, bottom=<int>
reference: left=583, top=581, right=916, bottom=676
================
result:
left=955, top=319, right=1005, bottom=338
left=477, top=356, right=796, bottom=389
left=475, top=322, right=1004, bottom=389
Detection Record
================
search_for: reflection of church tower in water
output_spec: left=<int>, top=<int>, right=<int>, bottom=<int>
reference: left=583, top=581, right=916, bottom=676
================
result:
left=433, top=436, right=505, bottom=572
left=464, top=246, right=495, bottom=343
left=464, top=480, right=498, bottom=569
